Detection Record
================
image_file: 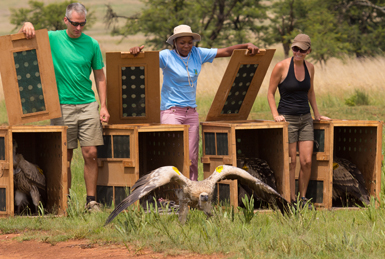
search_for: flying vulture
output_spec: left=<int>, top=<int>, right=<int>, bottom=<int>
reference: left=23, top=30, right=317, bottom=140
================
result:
left=333, top=156, right=370, bottom=206
left=105, top=165, right=289, bottom=225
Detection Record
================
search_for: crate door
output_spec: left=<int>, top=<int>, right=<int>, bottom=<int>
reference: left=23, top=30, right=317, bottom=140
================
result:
left=0, top=29, right=61, bottom=125
left=205, top=49, right=275, bottom=121
left=0, top=128, right=11, bottom=216
left=106, top=51, right=160, bottom=124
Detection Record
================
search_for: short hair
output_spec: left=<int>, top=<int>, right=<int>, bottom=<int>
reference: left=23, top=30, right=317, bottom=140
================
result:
left=66, top=3, right=87, bottom=18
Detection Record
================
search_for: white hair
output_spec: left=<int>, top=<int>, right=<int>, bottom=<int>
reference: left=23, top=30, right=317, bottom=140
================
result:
left=66, top=3, right=87, bottom=18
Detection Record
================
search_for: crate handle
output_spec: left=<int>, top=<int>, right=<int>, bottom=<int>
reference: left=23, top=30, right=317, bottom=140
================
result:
left=0, top=163, right=9, bottom=178
left=121, top=52, right=145, bottom=59
left=245, top=49, right=266, bottom=55
left=11, top=33, right=27, bottom=41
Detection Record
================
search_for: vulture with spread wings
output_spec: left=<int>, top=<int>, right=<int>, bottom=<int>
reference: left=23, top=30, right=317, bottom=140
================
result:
left=105, top=165, right=290, bottom=225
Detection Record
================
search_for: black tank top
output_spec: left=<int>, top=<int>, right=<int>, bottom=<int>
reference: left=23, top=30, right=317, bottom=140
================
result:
left=277, top=57, right=311, bottom=115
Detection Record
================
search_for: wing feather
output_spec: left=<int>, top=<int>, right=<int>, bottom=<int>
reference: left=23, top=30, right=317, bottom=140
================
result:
left=207, top=165, right=290, bottom=213
left=16, top=154, right=46, bottom=189
left=105, top=166, right=188, bottom=225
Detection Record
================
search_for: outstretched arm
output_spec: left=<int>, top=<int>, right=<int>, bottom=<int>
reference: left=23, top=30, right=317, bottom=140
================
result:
left=18, top=22, right=35, bottom=39
left=216, top=43, right=259, bottom=58
left=94, top=69, right=110, bottom=123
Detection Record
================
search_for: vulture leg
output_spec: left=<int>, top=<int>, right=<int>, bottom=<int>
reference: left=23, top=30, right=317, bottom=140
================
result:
left=30, top=186, right=41, bottom=214
left=178, top=200, right=189, bottom=224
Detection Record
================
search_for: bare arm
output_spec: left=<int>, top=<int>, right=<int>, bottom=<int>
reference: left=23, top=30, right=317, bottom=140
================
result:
left=307, top=62, right=330, bottom=121
left=216, top=43, right=259, bottom=58
left=18, top=22, right=35, bottom=39
left=267, top=62, right=286, bottom=122
left=94, top=69, right=110, bottom=123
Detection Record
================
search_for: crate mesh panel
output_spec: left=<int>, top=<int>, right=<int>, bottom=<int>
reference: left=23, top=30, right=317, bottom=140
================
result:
left=97, top=135, right=112, bottom=158
left=115, top=186, right=130, bottom=206
left=113, top=135, right=130, bottom=158
left=335, top=127, right=376, bottom=153
left=314, top=129, right=325, bottom=152
left=0, top=188, right=5, bottom=211
left=217, top=133, right=228, bottom=155
left=204, top=132, right=216, bottom=155
left=0, top=137, right=5, bottom=160
left=97, top=185, right=113, bottom=206
left=13, top=50, right=46, bottom=114
left=121, top=66, right=146, bottom=117
left=221, top=64, right=258, bottom=114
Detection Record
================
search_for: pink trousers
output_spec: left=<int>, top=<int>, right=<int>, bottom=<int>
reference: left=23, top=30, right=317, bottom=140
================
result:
left=160, top=107, right=199, bottom=181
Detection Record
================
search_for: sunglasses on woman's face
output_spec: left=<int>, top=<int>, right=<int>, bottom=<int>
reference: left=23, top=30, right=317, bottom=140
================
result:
left=292, top=46, right=309, bottom=53
left=66, top=17, right=86, bottom=27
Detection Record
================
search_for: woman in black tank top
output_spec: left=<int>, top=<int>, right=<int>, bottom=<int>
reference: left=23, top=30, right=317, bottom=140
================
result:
left=267, top=34, right=330, bottom=206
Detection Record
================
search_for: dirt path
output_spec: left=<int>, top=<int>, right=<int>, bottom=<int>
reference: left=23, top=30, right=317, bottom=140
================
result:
left=0, top=234, right=226, bottom=259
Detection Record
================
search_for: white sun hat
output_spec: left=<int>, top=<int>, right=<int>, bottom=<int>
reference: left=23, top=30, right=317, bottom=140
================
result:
left=166, top=24, right=201, bottom=45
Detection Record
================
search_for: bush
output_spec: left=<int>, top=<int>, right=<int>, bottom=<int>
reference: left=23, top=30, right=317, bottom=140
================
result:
left=344, top=89, right=370, bottom=106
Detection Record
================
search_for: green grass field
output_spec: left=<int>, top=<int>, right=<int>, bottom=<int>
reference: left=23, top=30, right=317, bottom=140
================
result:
left=2, top=1, right=385, bottom=258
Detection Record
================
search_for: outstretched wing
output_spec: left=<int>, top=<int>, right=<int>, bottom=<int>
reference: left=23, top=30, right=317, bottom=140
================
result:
left=105, top=166, right=189, bottom=225
left=206, top=165, right=290, bottom=214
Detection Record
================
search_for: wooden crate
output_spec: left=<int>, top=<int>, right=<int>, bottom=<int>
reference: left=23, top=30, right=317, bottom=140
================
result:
left=0, top=29, right=61, bottom=125
left=0, top=125, right=68, bottom=217
left=295, top=120, right=382, bottom=209
left=202, top=120, right=290, bottom=206
left=96, top=124, right=189, bottom=206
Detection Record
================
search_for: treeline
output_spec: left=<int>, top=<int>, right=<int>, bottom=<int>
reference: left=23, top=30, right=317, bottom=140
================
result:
left=10, top=0, right=385, bottom=64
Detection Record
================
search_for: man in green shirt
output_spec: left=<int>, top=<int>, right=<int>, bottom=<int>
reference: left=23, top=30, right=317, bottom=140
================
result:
left=20, top=3, right=110, bottom=212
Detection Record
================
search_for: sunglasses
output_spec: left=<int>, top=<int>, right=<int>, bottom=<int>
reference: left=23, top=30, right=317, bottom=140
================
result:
left=66, top=17, right=86, bottom=27
left=292, top=46, right=309, bottom=53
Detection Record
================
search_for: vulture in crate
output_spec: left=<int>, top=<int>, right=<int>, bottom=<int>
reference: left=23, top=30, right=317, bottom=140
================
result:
left=237, top=157, right=278, bottom=207
left=105, top=165, right=290, bottom=225
left=332, top=156, right=370, bottom=206
left=13, top=142, right=46, bottom=214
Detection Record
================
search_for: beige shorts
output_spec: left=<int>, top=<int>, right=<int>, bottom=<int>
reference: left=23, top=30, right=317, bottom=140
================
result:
left=283, top=113, right=314, bottom=144
left=51, top=102, right=103, bottom=149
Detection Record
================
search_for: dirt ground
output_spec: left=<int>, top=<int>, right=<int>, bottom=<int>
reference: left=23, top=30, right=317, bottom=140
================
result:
left=0, top=234, right=227, bottom=259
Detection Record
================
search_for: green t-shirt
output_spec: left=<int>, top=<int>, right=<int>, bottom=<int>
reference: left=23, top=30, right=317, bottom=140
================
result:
left=48, top=30, right=104, bottom=104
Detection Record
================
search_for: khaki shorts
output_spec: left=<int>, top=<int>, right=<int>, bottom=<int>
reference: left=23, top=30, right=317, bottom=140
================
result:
left=283, top=113, right=314, bottom=144
left=51, top=102, right=103, bottom=149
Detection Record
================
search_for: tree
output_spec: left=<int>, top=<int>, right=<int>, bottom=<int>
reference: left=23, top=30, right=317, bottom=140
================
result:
left=10, top=0, right=95, bottom=32
left=263, top=0, right=308, bottom=58
left=104, top=0, right=266, bottom=49
left=326, top=0, right=385, bottom=57
left=295, top=0, right=352, bottom=66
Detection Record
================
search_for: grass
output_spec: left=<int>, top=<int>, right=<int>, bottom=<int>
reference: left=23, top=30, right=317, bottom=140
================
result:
left=2, top=1, right=385, bottom=257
